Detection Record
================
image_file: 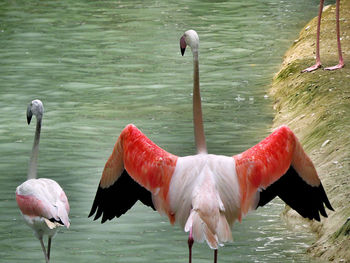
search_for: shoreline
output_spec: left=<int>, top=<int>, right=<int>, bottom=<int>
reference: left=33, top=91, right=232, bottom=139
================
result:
left=269, top=1, right=350, bottom=262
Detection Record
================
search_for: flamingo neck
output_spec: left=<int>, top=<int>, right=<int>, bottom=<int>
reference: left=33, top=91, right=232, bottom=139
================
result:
left=192, top=51, right=207, bottom=154
left=27, top=117, right=41, bottom=180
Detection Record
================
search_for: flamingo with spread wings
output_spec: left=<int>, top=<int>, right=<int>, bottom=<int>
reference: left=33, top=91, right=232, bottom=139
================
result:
left=89, top=30, right=333, bottom=263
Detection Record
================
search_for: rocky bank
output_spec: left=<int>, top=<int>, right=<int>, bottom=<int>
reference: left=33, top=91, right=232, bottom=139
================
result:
left=270, top=1, right=350, bottom=262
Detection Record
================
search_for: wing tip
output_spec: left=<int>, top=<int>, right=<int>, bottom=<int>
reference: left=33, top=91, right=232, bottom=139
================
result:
left=319, top=183, right=334, bottom=212
left=88, top=206, right=96, bottom=218
left=88, top=184, right=102, bottom=219
left=258, top=166, right=334, bottom=221
left=89, top=170, right=156, bottom=224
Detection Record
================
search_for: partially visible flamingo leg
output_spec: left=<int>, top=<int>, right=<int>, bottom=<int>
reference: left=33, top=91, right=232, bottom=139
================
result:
left=47, top=237, right=52, bottom=260
left=325, top=0, right=345, bottom=70
left=39, top=237, right=49, bottom=263
left=188, top=228, right=194, bottom=263
left=302, top=0, right=324, bottom=73
left=214, top=249, right=218, bottom=263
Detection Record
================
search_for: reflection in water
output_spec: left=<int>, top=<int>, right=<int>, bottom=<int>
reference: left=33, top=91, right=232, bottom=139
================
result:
left=1, top=0, right=321, bottom=262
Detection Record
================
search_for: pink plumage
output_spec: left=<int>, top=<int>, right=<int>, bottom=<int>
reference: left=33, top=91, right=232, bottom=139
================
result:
left=16, top=178, right=70, bottom=228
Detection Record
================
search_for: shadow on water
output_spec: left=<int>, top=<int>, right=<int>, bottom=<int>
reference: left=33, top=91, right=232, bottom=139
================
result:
left=0, top=0, right=323, bottom=262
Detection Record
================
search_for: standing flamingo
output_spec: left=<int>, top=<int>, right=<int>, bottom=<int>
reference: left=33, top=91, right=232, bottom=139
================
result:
left=16, top=100, right=70, bottom=263
left=89, top=30, right=333, bottom=263
left=302, top=0, right=344, bottom=72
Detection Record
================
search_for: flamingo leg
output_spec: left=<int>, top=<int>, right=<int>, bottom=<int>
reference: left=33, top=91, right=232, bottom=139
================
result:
left=214, top=249, right=218, bottom=263
left=302, top=0, right=324, bottom=73
left=324, top=0, right=344, bottom=70
left=188, top=227, right=194, bottom=263
left=39, top=237, right=49, bottom=263
left=47, top=237, right=52, bottom=260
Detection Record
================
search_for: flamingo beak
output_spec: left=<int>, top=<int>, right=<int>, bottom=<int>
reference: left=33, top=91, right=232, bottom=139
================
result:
left=180, top=36, right=187, bottom=56
left=27, top=105, right=32, bottom=125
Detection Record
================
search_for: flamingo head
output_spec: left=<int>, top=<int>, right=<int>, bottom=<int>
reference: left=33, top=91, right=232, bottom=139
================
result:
left=27, top=99, right=44, bottom=124
left=180, top=29, right=199, bottom=56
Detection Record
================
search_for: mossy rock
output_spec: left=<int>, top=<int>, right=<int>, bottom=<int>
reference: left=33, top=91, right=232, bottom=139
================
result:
left=333, top=218, right=350, bottom=239
left=269, top=0, right=350, bottom=261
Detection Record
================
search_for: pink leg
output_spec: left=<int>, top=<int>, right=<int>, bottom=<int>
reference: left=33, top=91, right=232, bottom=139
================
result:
left=214, top=249, right=218, bottom=263
left=325, top=0, right=344, bottom=70
left=302, top=0, right=324, bottom=73
left=47, top=237, right=52, bottom=260
left=188, top=228, right=194, bottom=263
left=39, top=237, right=49, bottom=263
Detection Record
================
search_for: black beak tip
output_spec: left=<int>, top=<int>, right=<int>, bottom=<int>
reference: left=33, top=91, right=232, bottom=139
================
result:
left=181, top=48, right=186, bottom=56
left=27, top=115, right=32, bottom=125
left=26, top=104, right=33, bottom=125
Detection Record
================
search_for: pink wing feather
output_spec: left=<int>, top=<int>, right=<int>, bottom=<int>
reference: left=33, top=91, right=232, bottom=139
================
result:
left=90, top=124, right=178, bottom=223
left=16, top=178, right=70, bottom=227
left=234, top=125, right=331, bottom=218
left=100, top=124, right=178, bottom=199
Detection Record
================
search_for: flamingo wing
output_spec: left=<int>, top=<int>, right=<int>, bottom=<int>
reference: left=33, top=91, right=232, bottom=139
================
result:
left=89, top=169, right=155, bottom=223
left=16, top=178, right=70, bottom=227
left=256, top=166, right=332, bottom=221
left=234, top=125, right=333, bottom=221
left=89, top=124, right=178, bottom=223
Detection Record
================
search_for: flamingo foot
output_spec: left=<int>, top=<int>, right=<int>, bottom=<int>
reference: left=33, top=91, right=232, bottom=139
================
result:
left=301, top=62, right=322, bottom=73
left=324, top=62, right=344, bottom=71
left=188, top=228, right=194, bottom=263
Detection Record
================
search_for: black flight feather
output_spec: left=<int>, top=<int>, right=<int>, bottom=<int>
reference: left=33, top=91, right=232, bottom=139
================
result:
left=257, top=166, right=333, bottom=221
left=89, top=169, right=156, bottom=223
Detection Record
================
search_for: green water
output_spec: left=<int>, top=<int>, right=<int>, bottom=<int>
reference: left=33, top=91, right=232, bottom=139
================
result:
left=0, top=0, right=324, bottom=262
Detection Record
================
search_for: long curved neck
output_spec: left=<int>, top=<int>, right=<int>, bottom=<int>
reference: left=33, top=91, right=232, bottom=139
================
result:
left=27, top=117, right=41, bottom=179
left=192, top=50, right=207, bottom=154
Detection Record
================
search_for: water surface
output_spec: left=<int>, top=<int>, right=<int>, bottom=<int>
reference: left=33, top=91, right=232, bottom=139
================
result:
left=0, top=0, right=323, bottom=262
